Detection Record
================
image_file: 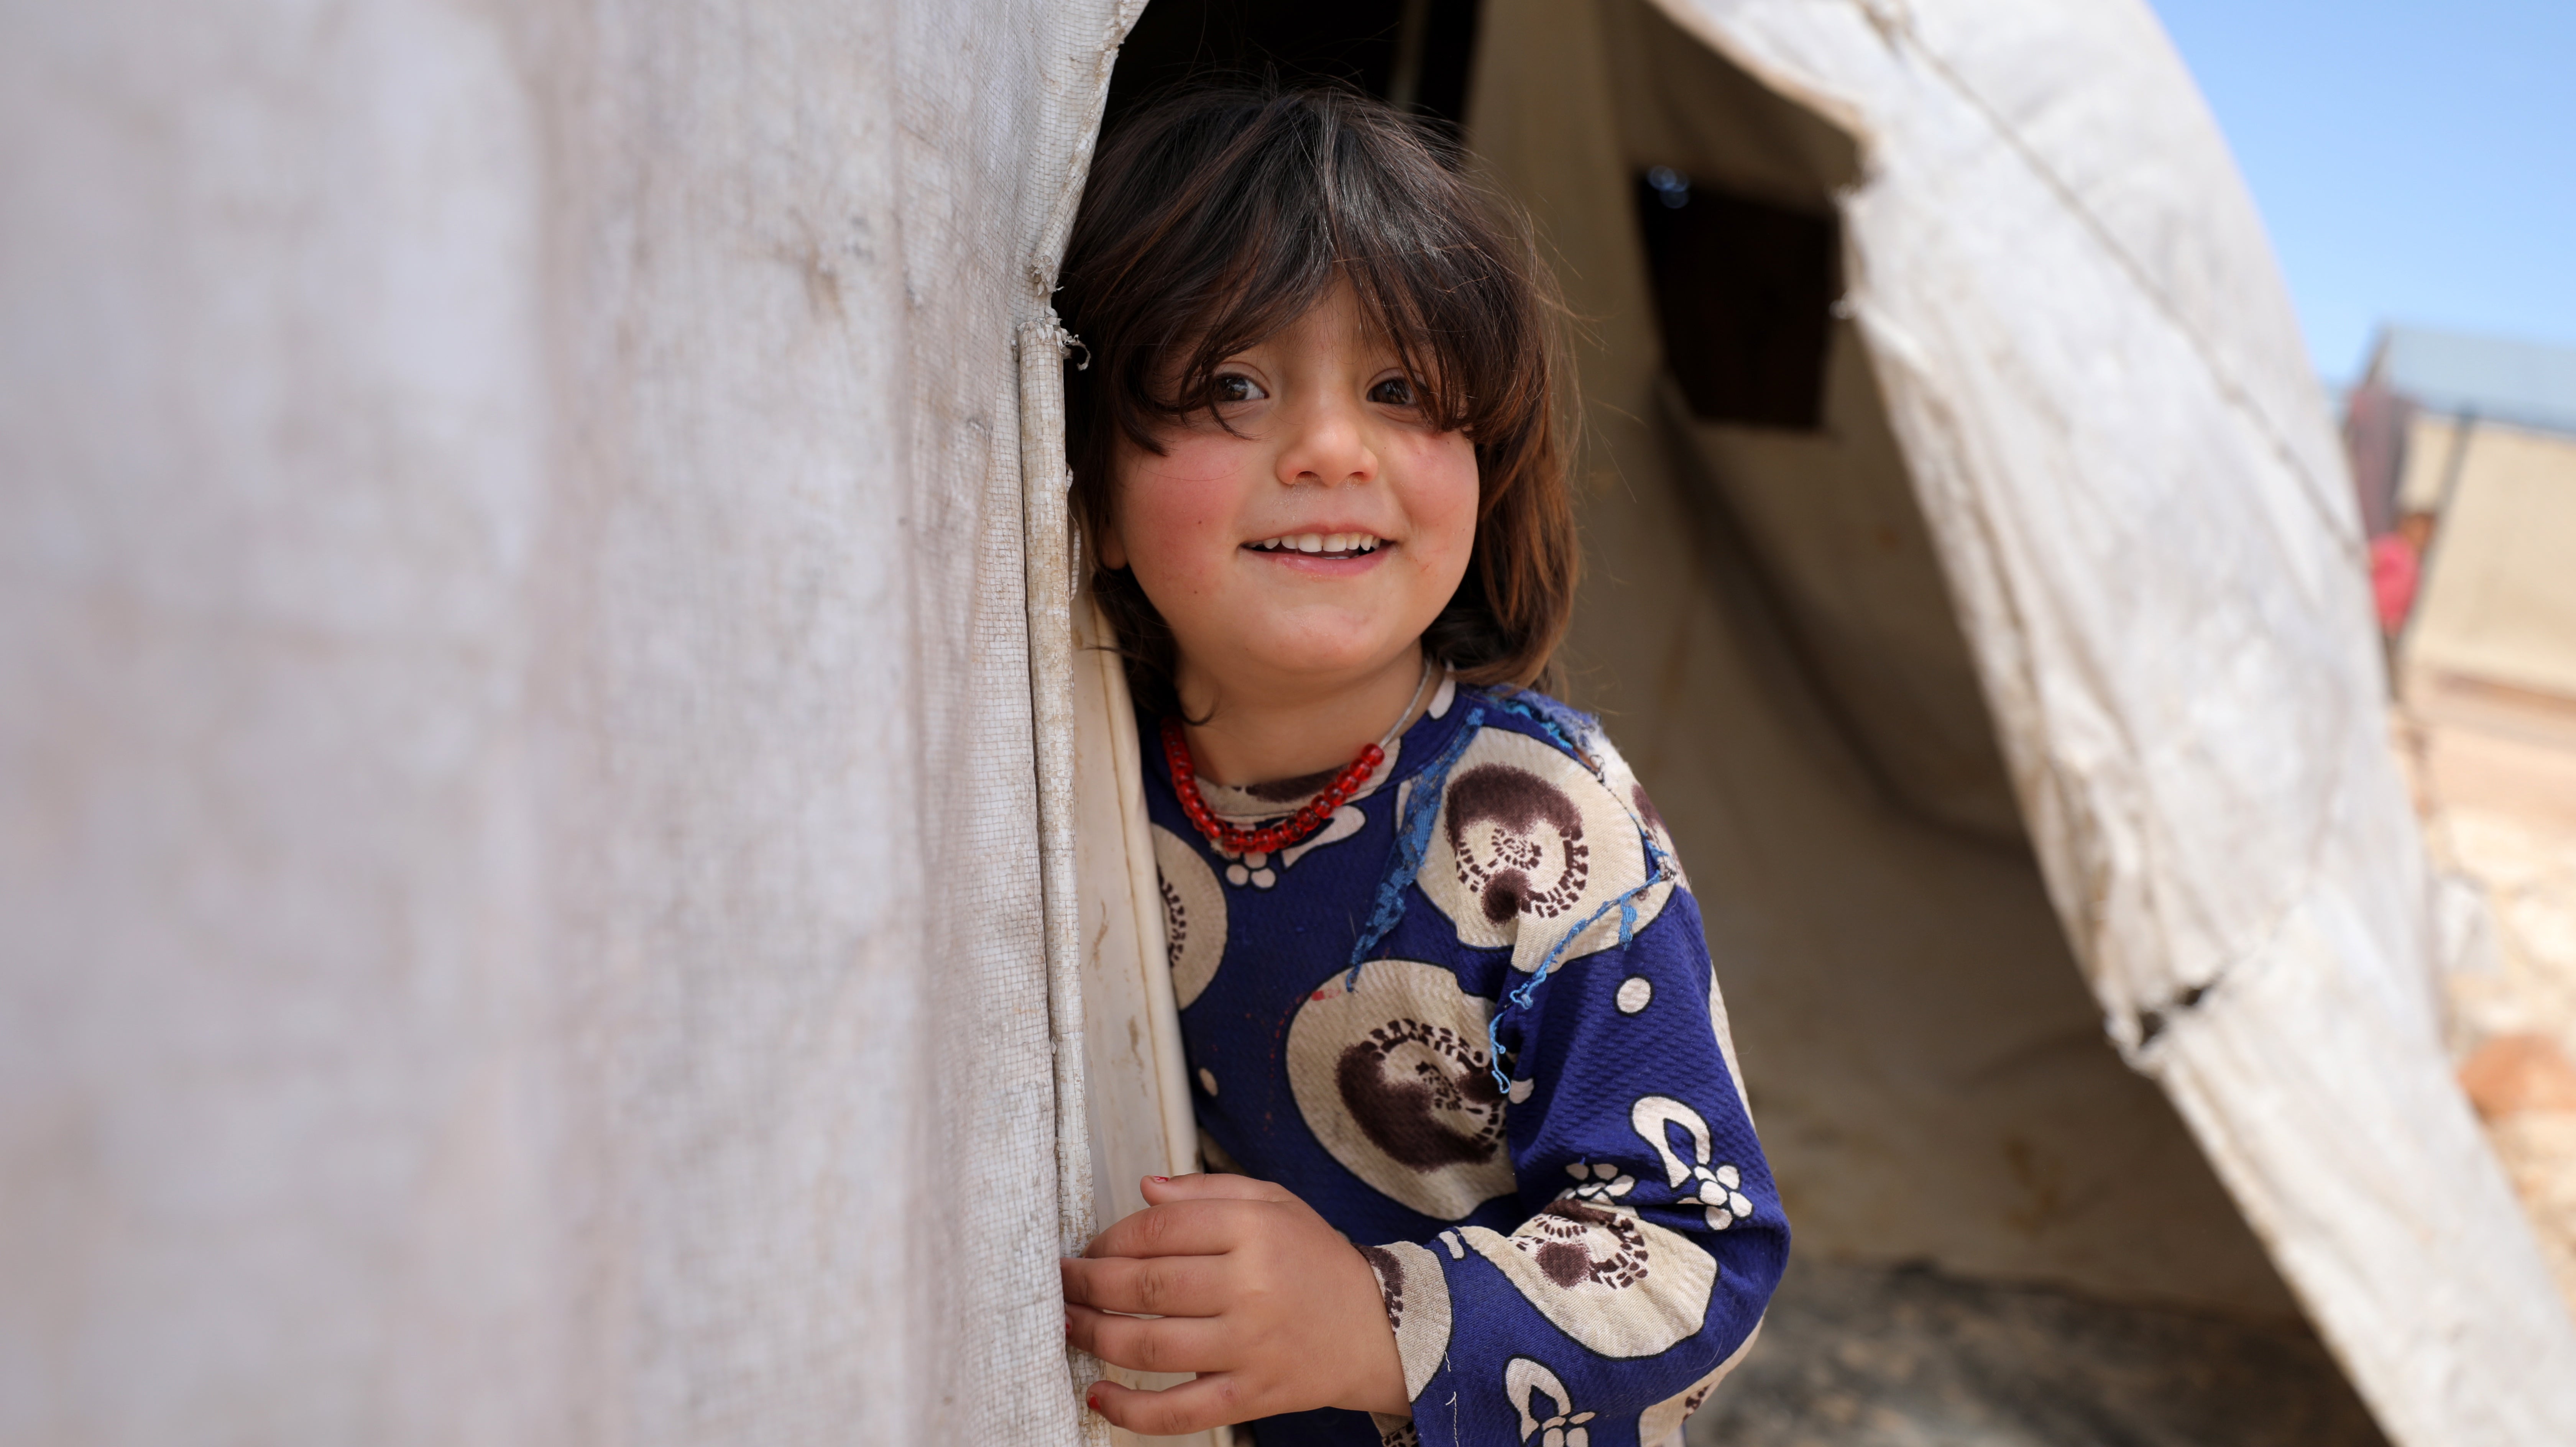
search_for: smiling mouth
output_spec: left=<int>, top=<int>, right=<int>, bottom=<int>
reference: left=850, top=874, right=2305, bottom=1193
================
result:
left=1245, top=532, right=1385, bottom=560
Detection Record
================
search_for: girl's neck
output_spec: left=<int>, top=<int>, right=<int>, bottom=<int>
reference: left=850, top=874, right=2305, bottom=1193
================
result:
left=1175, top=646, right=1434, bottom=788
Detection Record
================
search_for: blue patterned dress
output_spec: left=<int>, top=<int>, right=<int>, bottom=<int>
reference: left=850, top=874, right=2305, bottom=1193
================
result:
left=1142, top=677, right=1787, bottom=1447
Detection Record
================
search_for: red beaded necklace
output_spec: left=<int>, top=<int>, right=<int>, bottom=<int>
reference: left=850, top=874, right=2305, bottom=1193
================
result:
left=1162, top=663, right=1435, bottom=857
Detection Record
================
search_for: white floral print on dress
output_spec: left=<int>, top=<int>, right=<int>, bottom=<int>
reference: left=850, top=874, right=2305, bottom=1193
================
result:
left=1632, top=1096, right=1754, bottom=1229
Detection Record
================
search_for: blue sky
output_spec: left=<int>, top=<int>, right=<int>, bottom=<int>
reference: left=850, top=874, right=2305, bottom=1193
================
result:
left=2147, top=0, right=2576, bottom=381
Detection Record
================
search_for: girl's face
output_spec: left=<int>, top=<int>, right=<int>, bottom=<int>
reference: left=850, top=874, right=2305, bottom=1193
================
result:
left=1102, top=285, right=1480, bottom=700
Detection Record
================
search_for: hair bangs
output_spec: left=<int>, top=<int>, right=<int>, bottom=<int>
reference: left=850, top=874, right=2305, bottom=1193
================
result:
left=1152, top=118, right=1538, bottom=452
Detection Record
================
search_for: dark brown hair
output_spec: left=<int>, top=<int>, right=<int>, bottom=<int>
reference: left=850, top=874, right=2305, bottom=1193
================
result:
left=1056, top=83, right=1577, bottom=720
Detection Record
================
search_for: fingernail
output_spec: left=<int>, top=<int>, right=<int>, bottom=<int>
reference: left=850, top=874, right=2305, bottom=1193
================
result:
left=1085, top=1388, right=1101, bottom=1413
left=1147, top=1175, right=1169, bottom=1184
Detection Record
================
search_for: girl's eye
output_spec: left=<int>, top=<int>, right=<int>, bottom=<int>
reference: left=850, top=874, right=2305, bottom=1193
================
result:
left=1369, top=376, right=1419, bottom=407
left=1212, top=373, right=1267, bottom=404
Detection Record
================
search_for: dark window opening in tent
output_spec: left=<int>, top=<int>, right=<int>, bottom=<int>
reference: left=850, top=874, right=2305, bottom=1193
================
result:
left=1104, top=0, right=1484, bottom=128
left=1636, top=166, right=1838, bottom=430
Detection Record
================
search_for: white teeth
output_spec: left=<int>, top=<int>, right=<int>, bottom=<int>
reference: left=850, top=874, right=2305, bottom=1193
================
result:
left=1248, top=533, right=1382, bottom=553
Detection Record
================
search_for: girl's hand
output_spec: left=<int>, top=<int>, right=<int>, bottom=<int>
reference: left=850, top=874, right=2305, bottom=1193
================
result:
left=1061, top=1173, right=1410, bottom=1434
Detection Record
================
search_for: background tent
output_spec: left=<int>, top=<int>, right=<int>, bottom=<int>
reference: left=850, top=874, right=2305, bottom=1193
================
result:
left=9, top=5, right=2576, bottom=1447
left=2361, top=327, right=2576, bottom=707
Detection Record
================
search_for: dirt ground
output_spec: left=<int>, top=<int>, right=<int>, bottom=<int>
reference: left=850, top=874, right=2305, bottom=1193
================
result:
left=2396, top=678, right=2576, bottom=1308
left=1688, top=1257, right=2384, bottom=1447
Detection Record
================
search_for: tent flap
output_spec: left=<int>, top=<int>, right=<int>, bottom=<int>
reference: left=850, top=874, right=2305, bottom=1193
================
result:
left=2, top=2, right=1131, bottom=1444
left=1641, top=1, right=2576, bottom=1442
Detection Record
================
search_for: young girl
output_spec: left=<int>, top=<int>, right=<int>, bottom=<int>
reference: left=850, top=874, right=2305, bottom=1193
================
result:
left=1055, top=86, right=1785, bottom=1447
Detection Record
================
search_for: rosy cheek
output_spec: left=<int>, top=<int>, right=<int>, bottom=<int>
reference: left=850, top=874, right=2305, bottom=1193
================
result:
left=1407, top=437, right=1482, bottom=560
left=1137, top=437, right=1239, bottom=493
left=1120, top=440, right=1249, bottom=582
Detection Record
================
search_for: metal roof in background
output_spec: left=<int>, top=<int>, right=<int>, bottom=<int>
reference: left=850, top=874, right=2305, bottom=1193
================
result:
left=2368, top=325, right=2576, bottom=436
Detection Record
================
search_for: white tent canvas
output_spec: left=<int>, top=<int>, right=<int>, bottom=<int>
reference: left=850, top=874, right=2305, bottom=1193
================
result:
left=8, top=3, right=2574, bottom=1447
left=5, top=2, right=1135, bottom=1442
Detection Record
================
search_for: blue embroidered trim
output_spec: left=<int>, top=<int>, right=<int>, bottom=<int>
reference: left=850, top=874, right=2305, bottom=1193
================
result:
left=1340, top=688, right=1681, bottom=1097
left=1477, top=690, right=1679, bottom=1093
left=1343, top=706, right=1486, bottom=990
left=1487, top=836, right=1675, bottom=1093
left=1486, top=689, right=1598, bottom=765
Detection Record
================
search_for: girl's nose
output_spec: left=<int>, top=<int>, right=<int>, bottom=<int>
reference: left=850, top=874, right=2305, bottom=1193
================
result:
left=1274, top=396, right=1378, bottom=488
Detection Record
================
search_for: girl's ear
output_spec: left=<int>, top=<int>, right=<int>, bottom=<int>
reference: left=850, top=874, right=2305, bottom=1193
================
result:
left=1096, top=516, right=1128, bottom=571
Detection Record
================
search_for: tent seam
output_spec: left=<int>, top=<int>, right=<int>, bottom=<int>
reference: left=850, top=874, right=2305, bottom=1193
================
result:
left=1020, top=8, right=1148, bottom=1444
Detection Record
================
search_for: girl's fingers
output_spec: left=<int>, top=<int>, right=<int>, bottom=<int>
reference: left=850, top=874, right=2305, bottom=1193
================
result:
left=1139, top=1172, right=1299, bottom=1206
left=1065, top=1303, right=1234, bottom=1377
left=1087, top=1370, right=1252, bottom=1437
left=1084, top=1198, right=1263, bottom=1260
left=1060, top=1253, right=1231, bottom=1318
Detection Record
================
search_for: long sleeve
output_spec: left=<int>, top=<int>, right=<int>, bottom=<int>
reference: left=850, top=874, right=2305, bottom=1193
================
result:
left=1362, top=722, right=1787, bottom=1447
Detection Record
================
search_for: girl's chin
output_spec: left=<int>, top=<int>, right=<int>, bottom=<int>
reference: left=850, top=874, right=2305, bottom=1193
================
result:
left=1230, top=633, right=1426, bottom=687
